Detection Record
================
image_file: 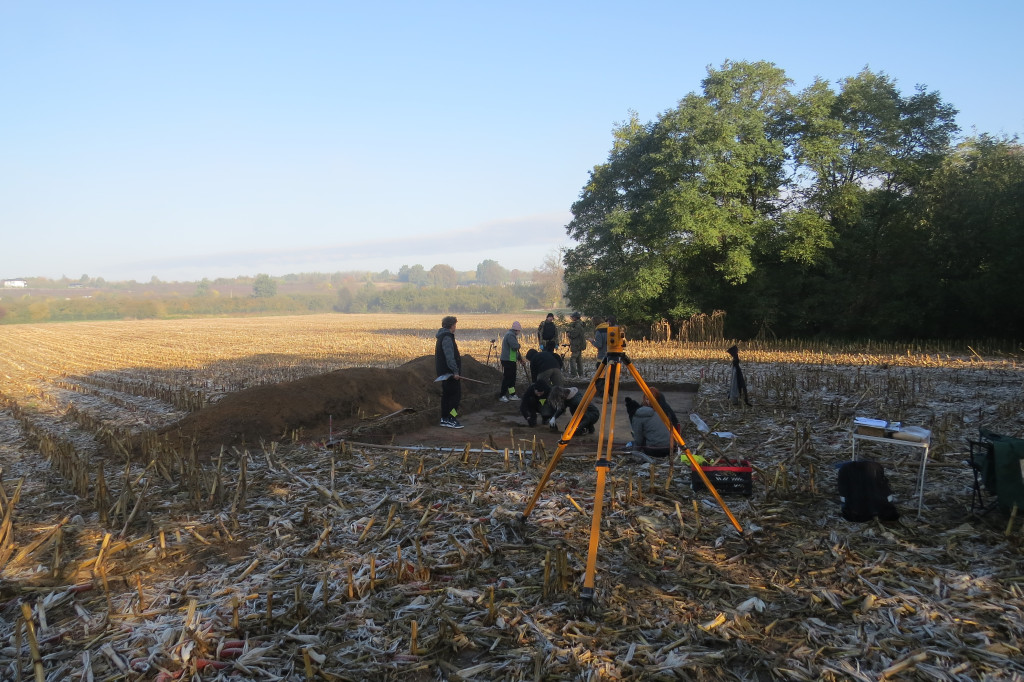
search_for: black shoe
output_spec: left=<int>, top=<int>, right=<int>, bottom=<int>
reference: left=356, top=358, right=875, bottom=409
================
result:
left=440, top=418, right=464, bottom=429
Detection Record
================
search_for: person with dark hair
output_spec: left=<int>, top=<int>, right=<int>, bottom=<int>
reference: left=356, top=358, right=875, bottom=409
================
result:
left=498, top=321, right=526, bottom=402
left=565, top=312, right=587, bottom=378
left=624, top=393, right=672, bottom=458
left=520, top=379, right=555, bottom=427
left=524, top=347, right=564, bottom=386
left=727, top=345, right=752, bottom=406
left=538, top=313, right=559, bottom=352
left=435, top=315, right=464, bottom=428
left=648, top=387, right=681, bottom=435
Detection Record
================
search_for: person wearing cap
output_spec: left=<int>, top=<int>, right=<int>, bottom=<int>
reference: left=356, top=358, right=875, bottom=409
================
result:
left=520, top=378, right=555, bottom=427
left=538, top=313, right=559, bottom=352
left=498, top=321, right=526, bottom=402
left=548, top=385, right=600, bottom=434
left=565, top=312, right=588, bottom=378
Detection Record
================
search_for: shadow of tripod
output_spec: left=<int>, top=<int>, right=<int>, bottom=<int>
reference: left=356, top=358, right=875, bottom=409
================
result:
left=519, top=326, right=744, bottom=602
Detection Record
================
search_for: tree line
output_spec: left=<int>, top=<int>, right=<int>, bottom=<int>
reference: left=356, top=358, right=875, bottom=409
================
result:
left=563, top=60, right=1023, bottom=341
left=0, top=260, right=564, bottom=324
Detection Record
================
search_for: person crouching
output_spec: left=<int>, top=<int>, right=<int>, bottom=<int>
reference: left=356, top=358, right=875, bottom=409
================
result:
left=520, top=379, right=555, bottom=427
left=624, top=394, right=672, bottom=457
left=547, top=386, right=600, bottom=434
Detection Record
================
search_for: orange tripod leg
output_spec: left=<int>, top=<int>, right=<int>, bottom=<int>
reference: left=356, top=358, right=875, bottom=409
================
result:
left=624, top=361, right=743, bottom=534
left=581, top=360, right=621, bottom=600
left=521, top=361, right=607, bottom=521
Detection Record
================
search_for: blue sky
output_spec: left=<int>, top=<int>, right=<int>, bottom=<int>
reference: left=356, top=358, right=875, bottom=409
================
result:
left=2, top=1, right=1021, bottom=283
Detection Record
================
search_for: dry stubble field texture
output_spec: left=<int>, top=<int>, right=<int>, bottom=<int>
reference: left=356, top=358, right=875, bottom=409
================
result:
left=0, top=313, right=1022, bottom=681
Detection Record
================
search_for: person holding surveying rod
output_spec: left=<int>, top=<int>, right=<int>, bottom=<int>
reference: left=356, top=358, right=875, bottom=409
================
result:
left=434, top=315, right=464, bottom=428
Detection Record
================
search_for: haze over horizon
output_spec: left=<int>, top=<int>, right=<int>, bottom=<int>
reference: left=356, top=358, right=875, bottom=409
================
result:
left=3, top=1, right=1021, bottom=283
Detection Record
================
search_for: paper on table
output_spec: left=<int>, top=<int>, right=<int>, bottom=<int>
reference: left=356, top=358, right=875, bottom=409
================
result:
left=853, top=417, right=887, bottom=428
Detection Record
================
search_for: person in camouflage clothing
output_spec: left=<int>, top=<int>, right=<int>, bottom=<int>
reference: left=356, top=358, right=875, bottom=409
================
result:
left=565, top=311, right=588, bottom=378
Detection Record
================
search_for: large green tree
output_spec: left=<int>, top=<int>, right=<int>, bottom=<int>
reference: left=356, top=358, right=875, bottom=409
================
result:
left=915, top=136, right=1024, bottom=338
left=564, top=61, right=970, bottom=339
left=565, top=60, right=795, bottom=325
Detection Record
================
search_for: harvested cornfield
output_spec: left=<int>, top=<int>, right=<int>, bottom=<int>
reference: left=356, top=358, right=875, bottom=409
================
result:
left=0, top=314, right=1022, bottom=680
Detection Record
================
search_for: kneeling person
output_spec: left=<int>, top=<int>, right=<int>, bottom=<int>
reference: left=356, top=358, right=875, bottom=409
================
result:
left=548, top=386, right=600, bottom=434
left=520, top=379, right=555, bottom=427
left=625, top=395, right=672, bottom=457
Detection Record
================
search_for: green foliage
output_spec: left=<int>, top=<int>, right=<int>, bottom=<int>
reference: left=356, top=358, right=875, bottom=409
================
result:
left=252, top=274, right=278, bottom=298
left=334, top=284, right=526, bottom=314
left=429, top=264, right=459, bottom=289
left=476, top=259, right=510, bottom=286
left=562, top=60, right=1019, bottom=341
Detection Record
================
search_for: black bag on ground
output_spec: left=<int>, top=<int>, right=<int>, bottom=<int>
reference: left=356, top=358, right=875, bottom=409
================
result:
left=837, top=461, right=899, bottom=522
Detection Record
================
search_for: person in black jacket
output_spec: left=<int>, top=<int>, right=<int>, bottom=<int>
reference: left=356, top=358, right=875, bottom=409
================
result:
left=524, top=348, right=564, bottom=386
left=538, top=313, right=559, bottom=352
left=520, top=379, right=555, bottom=427
left=434, top=316, right=464, bottom=428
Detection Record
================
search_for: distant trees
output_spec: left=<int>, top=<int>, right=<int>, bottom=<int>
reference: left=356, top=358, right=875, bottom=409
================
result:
left=333, top=284, right=526, bottom=314
left=476, top=259, right=510, bottom=286
left=429, top=264, right=459, bottom=288
left=563, top=60, right=1020, bottom=339
left=252, top=274, right=278, bottom=298
left=534, top=251, right=566, bottom=309
left=1, top=261, right=560, bottom=325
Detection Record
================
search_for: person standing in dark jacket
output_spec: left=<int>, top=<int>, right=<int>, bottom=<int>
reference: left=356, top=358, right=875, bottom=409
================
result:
left=435, top=316, right=464, bottom=428
left=538, top=313, right=559, bottom=352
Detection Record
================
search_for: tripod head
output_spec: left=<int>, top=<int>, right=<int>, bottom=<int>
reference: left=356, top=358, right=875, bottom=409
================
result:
left=607, top=325, right=626, bottom=354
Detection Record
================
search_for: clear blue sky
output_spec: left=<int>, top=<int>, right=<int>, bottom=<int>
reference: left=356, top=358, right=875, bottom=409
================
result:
left=2, top=1, right=1021, bottom=283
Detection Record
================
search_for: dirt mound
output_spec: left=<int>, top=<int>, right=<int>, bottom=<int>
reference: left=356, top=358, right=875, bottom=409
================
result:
left=158, top=355, right=502, bottom=456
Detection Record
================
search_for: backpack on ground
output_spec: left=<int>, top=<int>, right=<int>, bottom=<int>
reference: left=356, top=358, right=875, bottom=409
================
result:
left=837, top=461, right=899, bottom=522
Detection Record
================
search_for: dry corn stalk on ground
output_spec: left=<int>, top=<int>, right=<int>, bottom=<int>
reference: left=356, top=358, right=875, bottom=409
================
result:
left=0, top=314, right=1022, bottom=680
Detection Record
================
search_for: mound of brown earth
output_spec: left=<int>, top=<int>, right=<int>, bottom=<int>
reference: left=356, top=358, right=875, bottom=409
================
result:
left=158, top=355, right=502, bottom=456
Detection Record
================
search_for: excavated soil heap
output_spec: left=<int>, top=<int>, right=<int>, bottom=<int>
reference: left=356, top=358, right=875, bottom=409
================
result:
left=159, top=355, right=501, bottom=457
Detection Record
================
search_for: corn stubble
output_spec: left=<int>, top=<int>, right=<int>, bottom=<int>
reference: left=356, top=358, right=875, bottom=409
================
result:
left=0, top=313, right=1021, bottom=680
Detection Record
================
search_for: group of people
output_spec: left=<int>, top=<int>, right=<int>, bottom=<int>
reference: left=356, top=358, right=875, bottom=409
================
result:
left=434, top=312, right=606, bottom=430
left=434, top=315, right=745, bottom=456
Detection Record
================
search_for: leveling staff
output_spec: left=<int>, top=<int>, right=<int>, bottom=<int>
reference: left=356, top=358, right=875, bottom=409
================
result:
left=435, top=316, right=464, bottom=428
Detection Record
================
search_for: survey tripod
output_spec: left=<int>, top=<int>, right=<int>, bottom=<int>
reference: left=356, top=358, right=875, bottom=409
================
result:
left=520, top=326, right=744, bottom=602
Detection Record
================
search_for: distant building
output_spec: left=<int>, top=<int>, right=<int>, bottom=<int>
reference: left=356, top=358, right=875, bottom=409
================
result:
left=2, top=278, right=27, bottom=288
